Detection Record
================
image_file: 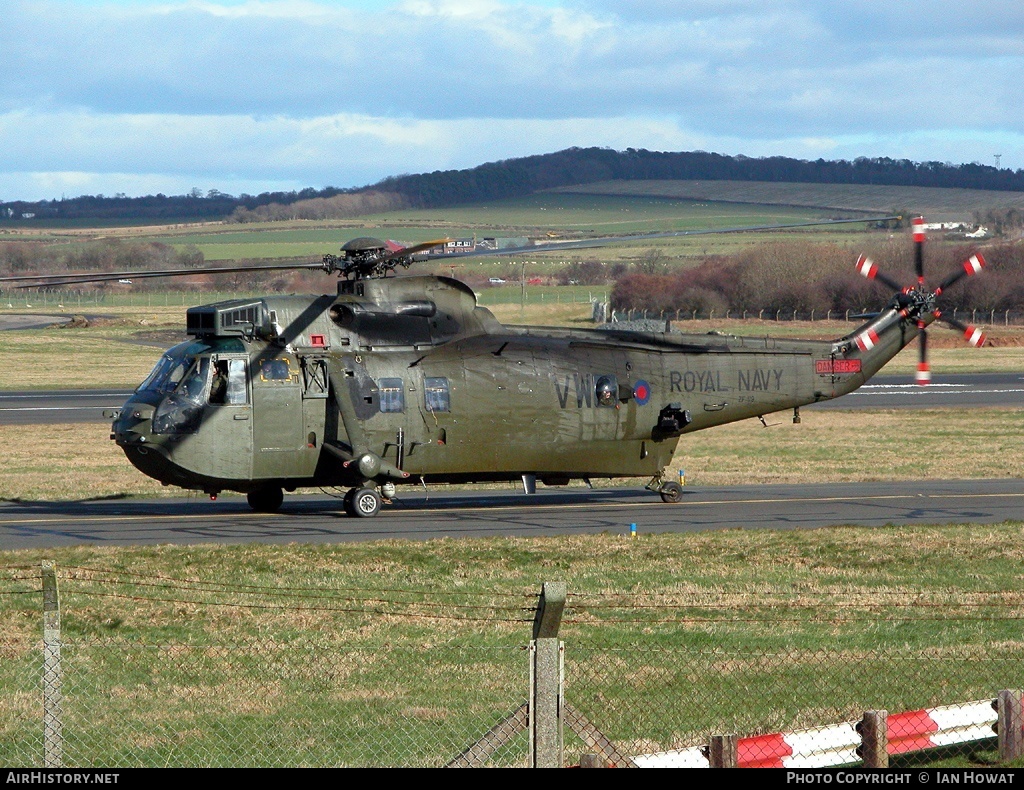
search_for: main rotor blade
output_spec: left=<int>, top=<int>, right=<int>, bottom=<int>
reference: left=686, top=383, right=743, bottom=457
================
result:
left=0, top=261, right=329, bottom=289
left=382, top=238, right=452, bottom=260
left=1, top=216, right=897, bottom=287
left=439, top=215, right=901, bottom=260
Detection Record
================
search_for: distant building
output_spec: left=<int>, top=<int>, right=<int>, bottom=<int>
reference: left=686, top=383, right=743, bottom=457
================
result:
left=428, top=238, right=476, bottom=255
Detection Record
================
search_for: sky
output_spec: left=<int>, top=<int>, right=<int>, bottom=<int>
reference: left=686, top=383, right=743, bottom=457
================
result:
left=2, top=0, right=1023, bottom=202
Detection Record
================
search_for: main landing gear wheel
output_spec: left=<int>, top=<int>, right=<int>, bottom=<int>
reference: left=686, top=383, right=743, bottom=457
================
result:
left=659, top=481, right=683, bottom=504
left=247, top=485, right=284, bottom=513
left=345, top=487, right=381, bottom=518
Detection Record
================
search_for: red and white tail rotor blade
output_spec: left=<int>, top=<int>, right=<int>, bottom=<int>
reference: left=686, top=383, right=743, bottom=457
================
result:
left=935, top=253, right=986, bottom=295
left=915, top=321, right=931, bottom=385
left=912, top=216, right=926, bottom=285
left=855, top=254, right=904, bottom=292
left=936, top=312, right=987, bottom=347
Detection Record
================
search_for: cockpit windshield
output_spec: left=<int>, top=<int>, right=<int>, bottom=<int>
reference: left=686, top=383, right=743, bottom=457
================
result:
left=150, top=356, right=212, bottom=435
left=138, top=353, right=195, bottom=394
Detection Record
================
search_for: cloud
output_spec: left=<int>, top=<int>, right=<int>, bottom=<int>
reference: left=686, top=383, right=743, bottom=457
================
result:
left=2, top=0, right=1023, bottom=201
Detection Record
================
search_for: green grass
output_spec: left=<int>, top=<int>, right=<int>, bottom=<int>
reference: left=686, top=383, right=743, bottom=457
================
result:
left=2, top=527, right=1024, bottom=767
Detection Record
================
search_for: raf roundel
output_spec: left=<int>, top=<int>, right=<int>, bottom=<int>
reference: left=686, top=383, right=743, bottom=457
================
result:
left=633, top=380, right=651, bottom=406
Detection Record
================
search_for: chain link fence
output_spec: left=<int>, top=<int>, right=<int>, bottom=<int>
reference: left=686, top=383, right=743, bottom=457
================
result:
left=2, top=567, right=1022, bottom=768
left=5, top=637, right=531, bottom=768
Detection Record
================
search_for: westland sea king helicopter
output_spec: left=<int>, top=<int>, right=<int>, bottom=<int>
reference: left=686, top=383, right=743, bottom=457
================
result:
left=3, top=214, right=988, bottom=517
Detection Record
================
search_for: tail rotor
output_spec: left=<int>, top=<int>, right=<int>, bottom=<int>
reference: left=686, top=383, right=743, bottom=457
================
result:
left=855, top=215, right=987, bottom=385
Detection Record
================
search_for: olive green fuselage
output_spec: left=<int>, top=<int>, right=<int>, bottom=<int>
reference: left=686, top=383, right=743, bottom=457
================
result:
left=111, top=275, right=922, bottom=497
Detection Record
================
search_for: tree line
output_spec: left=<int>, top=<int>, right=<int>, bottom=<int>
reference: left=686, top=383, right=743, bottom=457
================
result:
left=5, top=147, right=1024, bottom=223
left=0, top=238, right=203, bottom=279
left=609, top=238, right=1024, bottom=317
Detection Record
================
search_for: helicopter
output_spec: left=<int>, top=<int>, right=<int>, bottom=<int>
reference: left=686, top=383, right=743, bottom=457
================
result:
left=0, top=215, right=988, bottom=517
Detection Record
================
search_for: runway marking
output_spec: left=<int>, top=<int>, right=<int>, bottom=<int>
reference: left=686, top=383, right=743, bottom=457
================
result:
left=2, top=491, right=1022, bottom=526
left=0, top=407, right=116, bottom=412
left=850, top=388, right=1024, bottom=396
left=0, top=392, right=130, bottom=399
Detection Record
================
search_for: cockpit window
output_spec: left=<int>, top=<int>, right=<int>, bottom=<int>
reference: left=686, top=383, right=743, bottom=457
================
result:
left=137, top=354, right=195, bottom=394
left=151, top=357, right=210, bottom=435
left=177, top=357, right=211, bottom=403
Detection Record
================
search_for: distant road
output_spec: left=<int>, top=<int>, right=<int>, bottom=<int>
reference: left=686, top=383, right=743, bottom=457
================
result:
left=2, top=373, right=1021, bottom=426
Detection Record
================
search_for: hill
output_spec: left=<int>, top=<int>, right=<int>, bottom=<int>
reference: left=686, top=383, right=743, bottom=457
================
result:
left=6, top=147, right=1024, bottom=225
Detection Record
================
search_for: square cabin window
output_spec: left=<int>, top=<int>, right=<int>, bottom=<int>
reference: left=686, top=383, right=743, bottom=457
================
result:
left=379, top=378, right=405, bottom=413
left=424, top=377, right=450, bottom=413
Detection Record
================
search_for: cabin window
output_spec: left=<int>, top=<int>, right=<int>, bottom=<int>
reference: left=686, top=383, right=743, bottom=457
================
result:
left=424, top=377, right=450, bottom=413
left=595, top=375, right=618, bottom=407
left=259, top=358, right=292, bottom=382
left=379, top=378, right=405, bottom=413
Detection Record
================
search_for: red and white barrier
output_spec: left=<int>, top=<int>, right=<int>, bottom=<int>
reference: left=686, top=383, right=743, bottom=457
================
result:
left=630, top=699, right=996, bottom=768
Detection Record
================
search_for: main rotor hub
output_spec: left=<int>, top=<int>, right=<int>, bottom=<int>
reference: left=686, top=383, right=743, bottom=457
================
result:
left=322, top=237, right=410, bottom=280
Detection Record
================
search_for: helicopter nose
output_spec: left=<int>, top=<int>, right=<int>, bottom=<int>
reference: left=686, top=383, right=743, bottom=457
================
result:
left=110, top=400, right=157, bottom=446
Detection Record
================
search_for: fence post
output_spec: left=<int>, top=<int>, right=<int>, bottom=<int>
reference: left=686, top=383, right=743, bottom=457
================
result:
left=858, top=710, right=888, bottom=768
left=530, top=581, right=565, bottom=768
left=42, top=561, right=63, bottom=768
left=997, top=689, right=1024, bottom=762
left=707, top=733, right=738, bottom=767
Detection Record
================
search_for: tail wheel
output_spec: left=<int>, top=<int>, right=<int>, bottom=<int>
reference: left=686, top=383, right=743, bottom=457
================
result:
left=659, top=481, right=683, bottom=504
left=247, top=485, right=284, bottom=513
left=349, top=487, right=381, bottom=518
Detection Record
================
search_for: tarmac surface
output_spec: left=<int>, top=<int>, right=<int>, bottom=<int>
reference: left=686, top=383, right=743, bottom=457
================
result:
left=1, top=478, right=1021, bottom=550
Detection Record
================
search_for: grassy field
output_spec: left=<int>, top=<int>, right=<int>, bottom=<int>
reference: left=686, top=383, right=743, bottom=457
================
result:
left=2, top=521, right=1023, bottom=767
left=554, top=179, right=1024, bottom=221
left=1, top=189, right=900, bottom=267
